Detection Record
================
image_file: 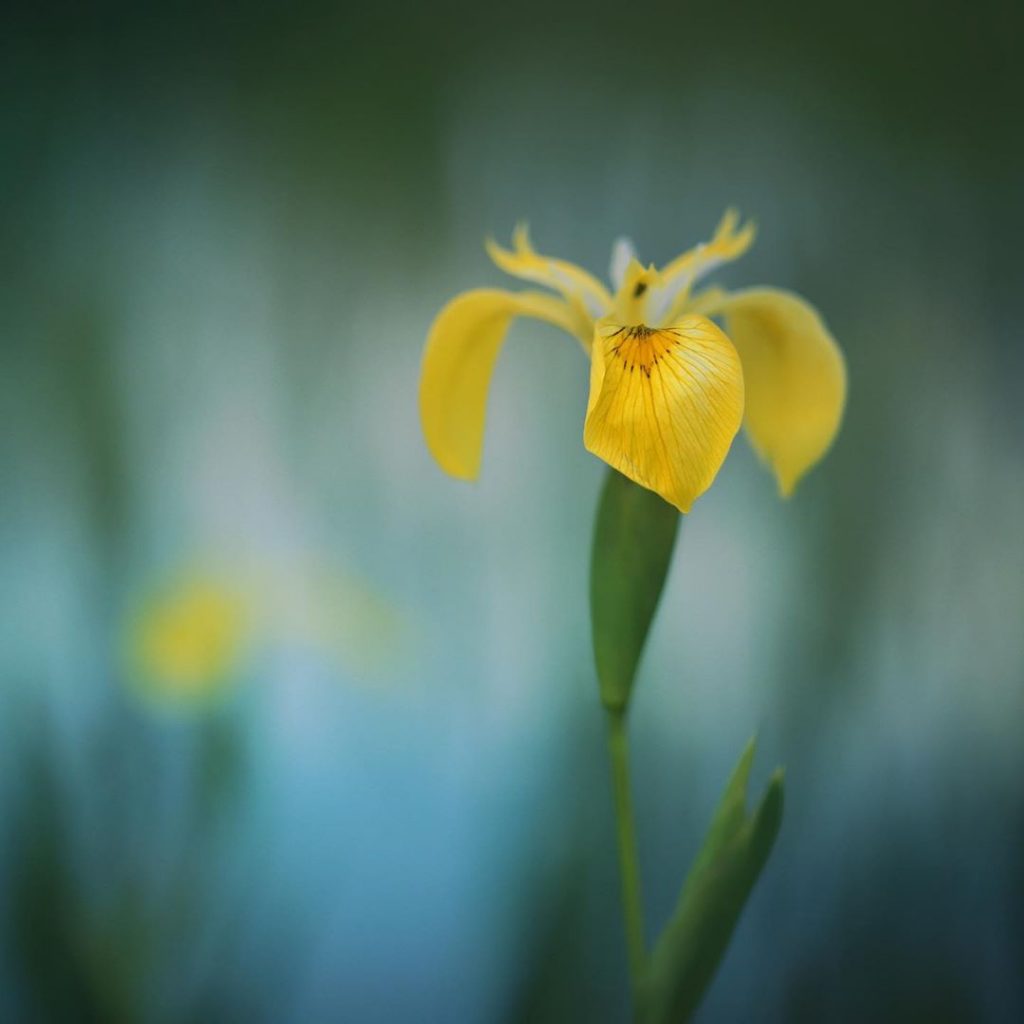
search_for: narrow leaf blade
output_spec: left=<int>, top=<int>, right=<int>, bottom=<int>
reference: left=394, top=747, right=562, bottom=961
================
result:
left=641, top=740, right=785, bottom=1023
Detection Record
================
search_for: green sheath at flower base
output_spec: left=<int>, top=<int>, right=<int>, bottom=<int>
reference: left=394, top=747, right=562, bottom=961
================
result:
left=590, top=469, right=680, bottom=713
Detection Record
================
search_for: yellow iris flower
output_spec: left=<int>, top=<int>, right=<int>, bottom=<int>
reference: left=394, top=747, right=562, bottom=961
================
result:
left=128, top=574, right=249, bottom=706
left=124, top=564, right=407, bottom=710
left=420, top=210, right=846, bottom=512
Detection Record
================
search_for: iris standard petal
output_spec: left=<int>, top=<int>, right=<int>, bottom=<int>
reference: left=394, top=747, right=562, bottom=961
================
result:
left=486, top=225, right=613, bottom=317
left=652, top=209, right=757, bottom=323
left=718, top=287, right=846, bottom=496
left=609, top=258, right=661, bottom=325
left=420, top=287, right=582, bottom=480
left=609, top=237, right=637, bottom=291
left=583, top=316, right=745, bottom=513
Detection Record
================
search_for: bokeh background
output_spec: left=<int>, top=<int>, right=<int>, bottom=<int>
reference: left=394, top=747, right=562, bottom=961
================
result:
left=2, top=2, right=1023, bottom=1021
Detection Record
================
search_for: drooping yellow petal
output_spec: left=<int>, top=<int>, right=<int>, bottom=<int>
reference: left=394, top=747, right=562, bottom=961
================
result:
left=486, top=225, right=613, bottom=316
left=652, top=209, right=757, bottom=323
left=717, top=287, right=846, bottom=496
left=583, top=316, right=745, bottom=513
left=420, top=287, right=585, bottom=480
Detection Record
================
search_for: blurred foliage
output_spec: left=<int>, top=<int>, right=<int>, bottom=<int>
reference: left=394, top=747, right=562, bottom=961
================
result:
left=6, top=699, right=246, bottom=1022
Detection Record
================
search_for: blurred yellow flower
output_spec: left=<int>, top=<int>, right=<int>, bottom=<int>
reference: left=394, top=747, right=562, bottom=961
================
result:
left=128, top=575, right=249, bottom=706
left=123, top=563, right=406, bottom=709
left=420, top=210, right=846, bottom=511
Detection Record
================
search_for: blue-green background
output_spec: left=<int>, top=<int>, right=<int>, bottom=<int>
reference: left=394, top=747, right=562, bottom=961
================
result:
left=2, top=3, right=1023, bottom=1021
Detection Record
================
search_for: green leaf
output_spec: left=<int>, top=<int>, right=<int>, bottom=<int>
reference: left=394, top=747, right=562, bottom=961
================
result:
left=640, top=738, right=784, bottom=1023
left=590, top=470, right=680, bottom=713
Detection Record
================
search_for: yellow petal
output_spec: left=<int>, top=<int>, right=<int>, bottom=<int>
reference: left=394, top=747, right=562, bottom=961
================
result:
left=653, top=209, right=757, bottom=322
left=609, top=258, right=661, bottom=325
left=683, top=285, right=729, bottom=317
left=129, top=574, right=249, bottom=705
left=420, top=287, right=583, bottom=480
left=718, top=288, right=846, bottom=496
left=583, top=316, right=745, bottom=513
left=486, top=225, right=613, bottom=316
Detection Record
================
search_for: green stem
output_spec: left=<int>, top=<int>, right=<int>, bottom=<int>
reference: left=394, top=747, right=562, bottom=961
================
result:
left=606, top=708, right=647, bottom=1009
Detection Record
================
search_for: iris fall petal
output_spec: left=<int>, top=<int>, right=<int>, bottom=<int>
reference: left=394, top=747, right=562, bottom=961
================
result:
left=419, top=287, right=581, bottom=480
left=718, top=287, right=846, bottom=496
left=583, top=316, right=745, bottom=513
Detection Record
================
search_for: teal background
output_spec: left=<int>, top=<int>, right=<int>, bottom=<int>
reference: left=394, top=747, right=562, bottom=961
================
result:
left=2, top=2, right=1023, bottom=1021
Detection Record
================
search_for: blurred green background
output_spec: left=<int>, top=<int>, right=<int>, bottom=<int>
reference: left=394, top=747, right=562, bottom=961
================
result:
left=2, top=2, right=1023, bottom=1021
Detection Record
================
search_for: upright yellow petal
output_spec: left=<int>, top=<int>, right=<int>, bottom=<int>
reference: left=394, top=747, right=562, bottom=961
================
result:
left=584, top=316, right=744, bottom=513
left=653, top=209, right=757, bottom=323
left=420, top=288, right=583, bottom=480
left=608, top=258, right=661, bottom=325
left=718, top=288, right=846, bottom=496
left=486, top=225, right=613, bottom=316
